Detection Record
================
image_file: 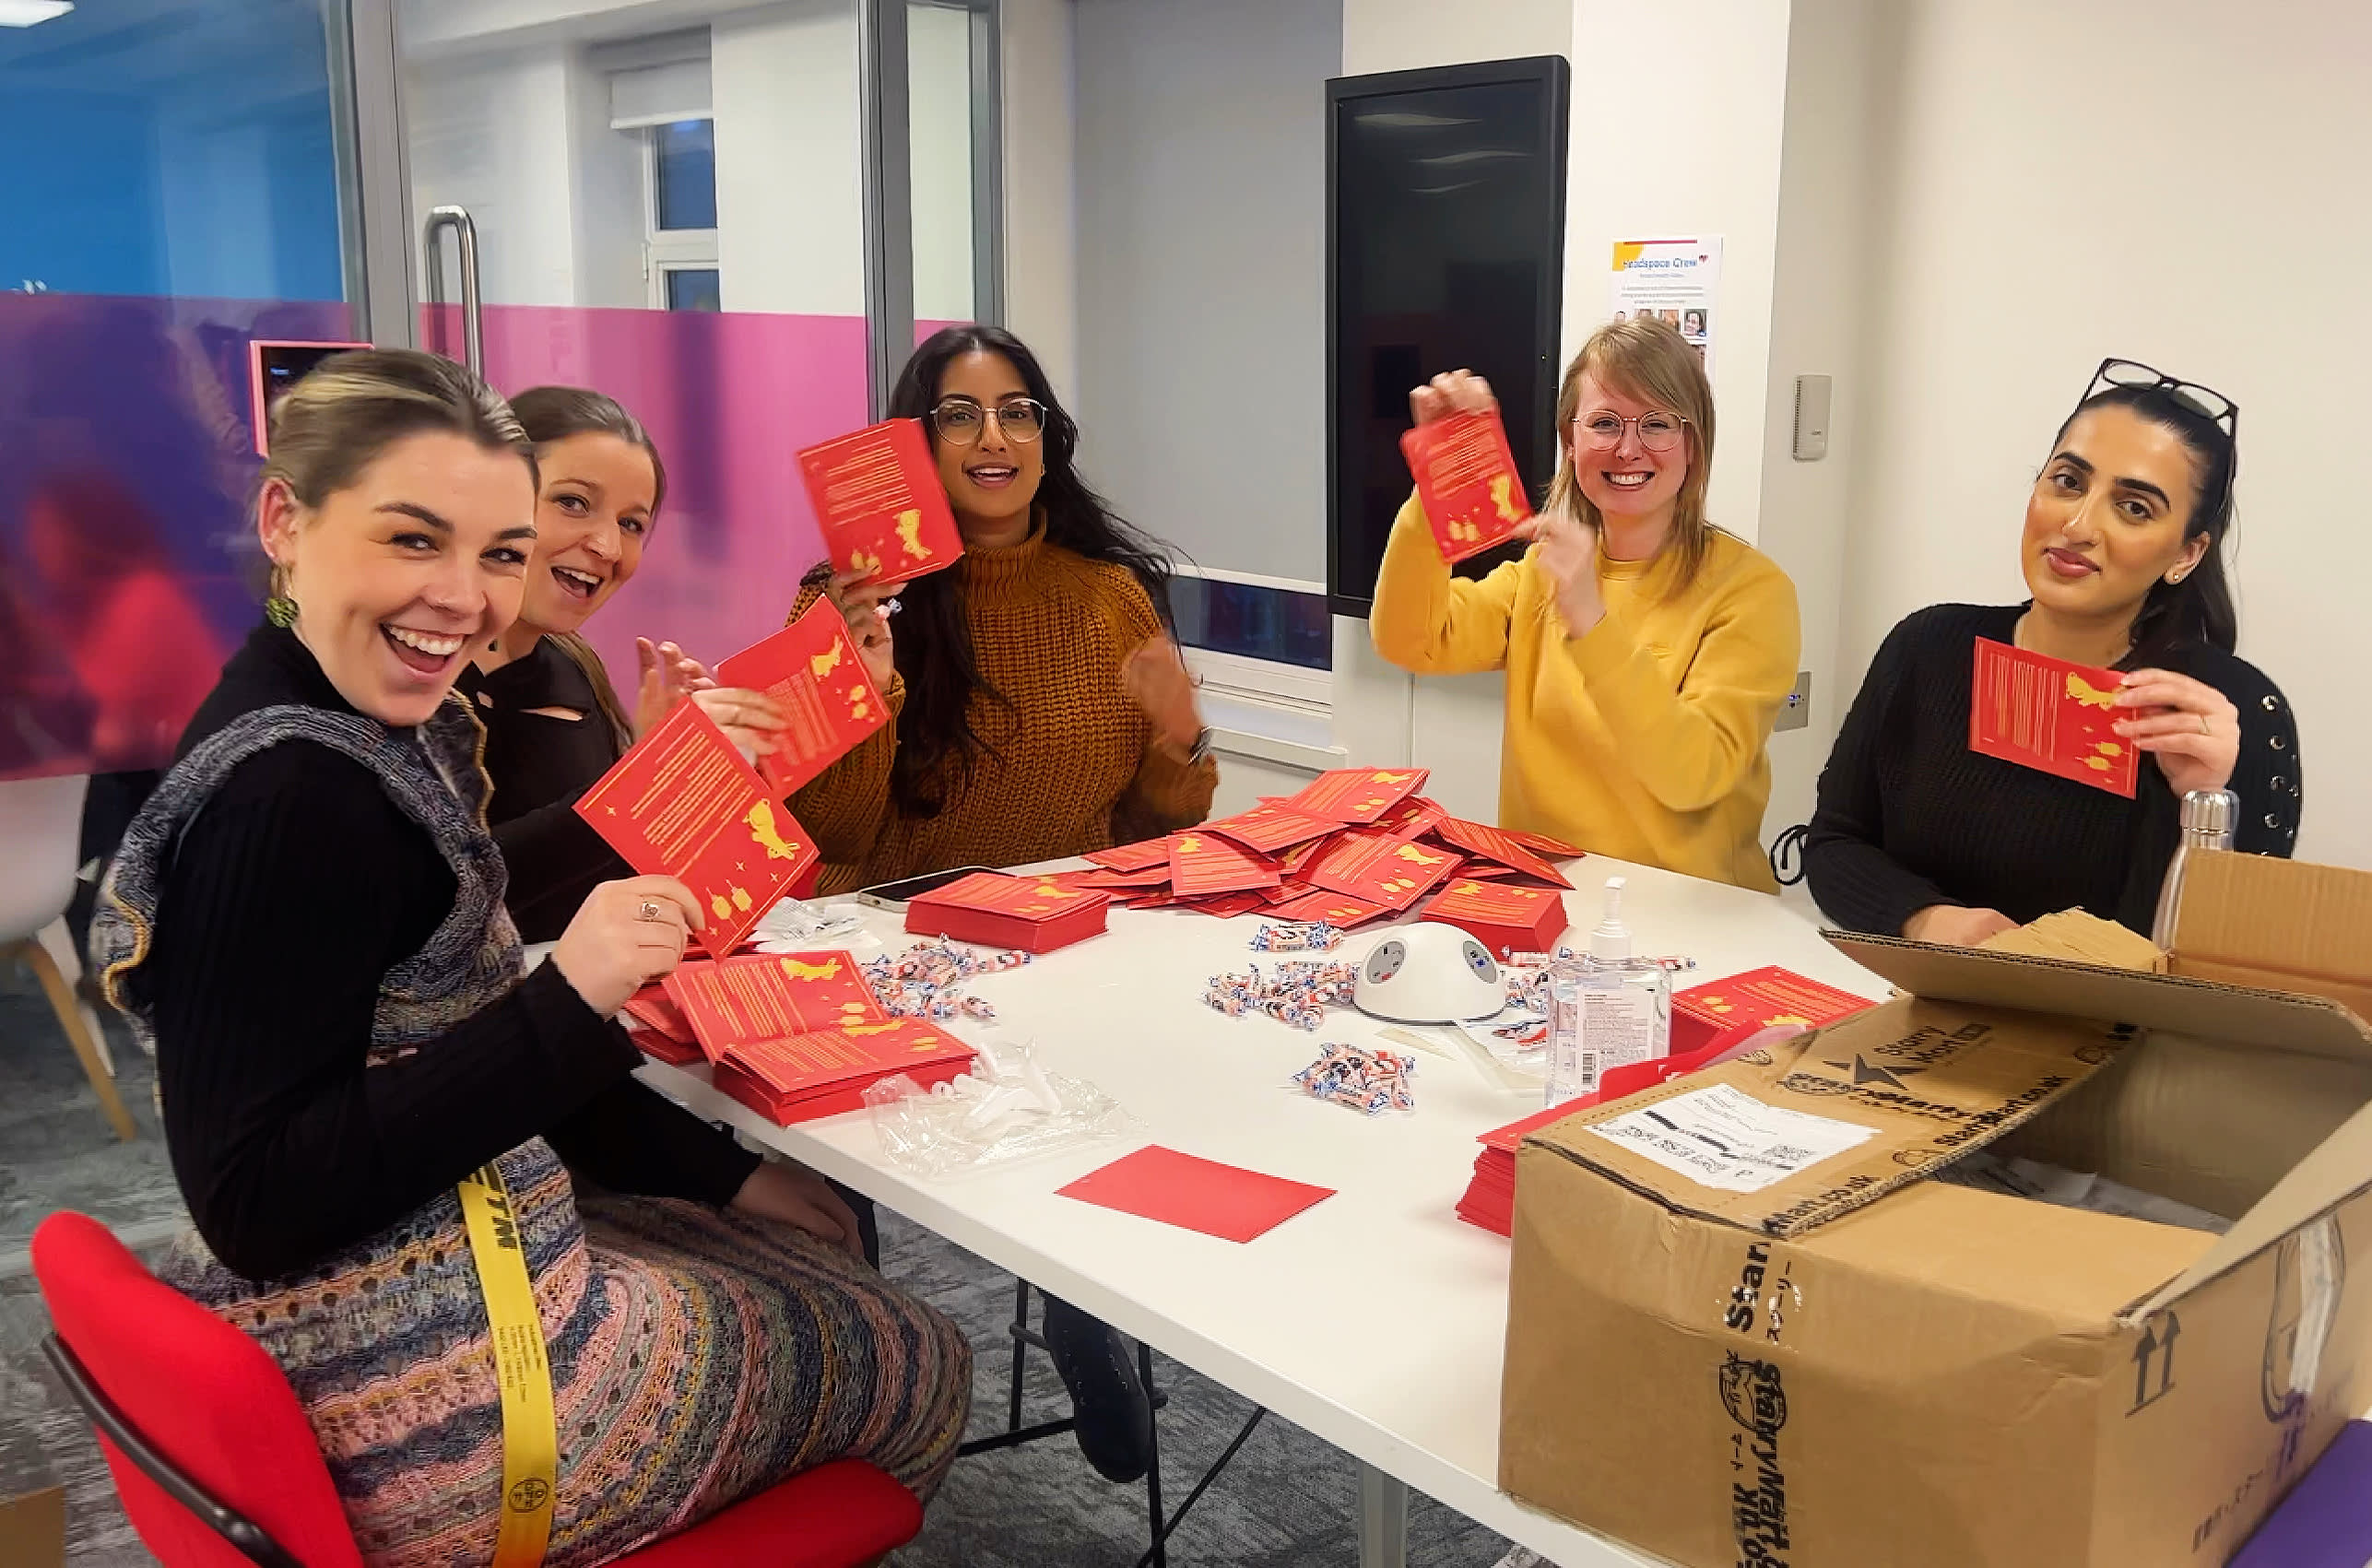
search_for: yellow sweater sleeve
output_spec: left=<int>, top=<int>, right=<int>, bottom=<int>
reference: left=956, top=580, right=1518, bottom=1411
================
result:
left=1368, top=491, right=1526, bottom=676
left=1562, top=557, right=1801, bottom=813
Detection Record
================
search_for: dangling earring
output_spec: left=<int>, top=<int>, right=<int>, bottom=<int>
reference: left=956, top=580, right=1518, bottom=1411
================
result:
left=265, top=562, right=298, bottom=628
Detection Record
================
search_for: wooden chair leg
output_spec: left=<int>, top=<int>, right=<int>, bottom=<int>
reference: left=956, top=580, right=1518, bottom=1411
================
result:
left=13, top=939, right=136, bottom=1142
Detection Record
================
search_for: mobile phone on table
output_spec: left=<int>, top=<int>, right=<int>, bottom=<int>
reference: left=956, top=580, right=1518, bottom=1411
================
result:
left=854, top=866, right=993, bottom=912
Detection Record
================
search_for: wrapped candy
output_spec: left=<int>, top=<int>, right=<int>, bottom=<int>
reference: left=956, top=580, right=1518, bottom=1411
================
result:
left=863, top=940, right=1031, bottom=1021
left=1202, top=960, right=1359, bottom=1032
left=1250, top=921, right=1344, bottom=953
left=1292, top=1043, right=1417, bottom=1115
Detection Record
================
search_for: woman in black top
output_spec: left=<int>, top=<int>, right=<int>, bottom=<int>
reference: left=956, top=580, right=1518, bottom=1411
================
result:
left=1804, top=360, right=2299, bottom=943
left=458, top=386, right=786, bottom=941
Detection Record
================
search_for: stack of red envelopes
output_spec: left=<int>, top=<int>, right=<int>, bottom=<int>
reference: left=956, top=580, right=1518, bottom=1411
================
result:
left=904, top=871, right=1114, bottom=953
left=625, top=949, right=977, bottom=1125
left=1453, top=966, right=1875, bottom=1235
left=1043, top=768, right=1583, bottom=933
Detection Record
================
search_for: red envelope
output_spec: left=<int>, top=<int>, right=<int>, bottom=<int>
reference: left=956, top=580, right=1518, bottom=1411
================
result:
left=1176, top=889, right=1271, bottom=919
left=715, top=1017, right=974, bottom=1126
left=1399, top=409, right=1534, bottom=563
left=1275, top=835, right=1339, bottom=879
left=714, top=601, right=890, bottom=796
left=1502, top=826, right=1586, bottom=859
left=620, top=987, right=695, bottom=1044
left=1304, top=829, right=1462, bottom=910
left=1427, top=816, right=1574, bottom=888
left=1374, top=795, right=1449, bottom=841
left=629, top=1029, right=705, bottom=1067
left=905, top=870, right=1113, bottom=952
left=663, top=950, right=887, bottom=1062
left=1423, top=876, right=1571, bottom=959
left=1285, top=767, right=1432, bottom=826
left=797, top=418, right=965, bottom=584
left=1968, top=637, right=2138, bottom=797
left=1056, top=1146, right=1335, bottom=1243
left=574, top=700, right=820, bottom=957
left=1264, top=887, right=1397, bottom=927
left=1086, top=839, right=1174, bottom=874
left=1670, top=966, right=1873, bottom=1057
left=1200, top=800, right=1340, bottom=855
left=1168, top=830, right=1282, bottom=897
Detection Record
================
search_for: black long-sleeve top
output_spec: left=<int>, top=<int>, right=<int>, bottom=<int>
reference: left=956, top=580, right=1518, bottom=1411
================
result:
left=1802, top=604, right=2301, bottom=938
left=149, top=628, right=756, bottom=1281
left=454, top=640, right=632, bottom=944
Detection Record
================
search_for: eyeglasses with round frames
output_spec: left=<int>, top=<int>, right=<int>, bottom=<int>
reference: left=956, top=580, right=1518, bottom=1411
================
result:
left=929, top=396, right=1047, bottom=446
left=1572, top=409, right=1689, bottom=454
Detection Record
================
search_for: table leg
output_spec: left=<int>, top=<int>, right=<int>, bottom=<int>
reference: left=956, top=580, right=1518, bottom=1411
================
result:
left=1356, top=1463, right=1408, bottom=1568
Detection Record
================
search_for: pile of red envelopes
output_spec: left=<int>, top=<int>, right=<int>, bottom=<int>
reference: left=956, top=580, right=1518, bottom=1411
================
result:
left=1044, top=767, right=1583, bottom=957
left=620, top=949, right=974, bottom=1124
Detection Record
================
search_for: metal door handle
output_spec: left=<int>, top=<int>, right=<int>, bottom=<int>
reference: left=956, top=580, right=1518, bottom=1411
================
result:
left=421, top=205, right=483, bottom=376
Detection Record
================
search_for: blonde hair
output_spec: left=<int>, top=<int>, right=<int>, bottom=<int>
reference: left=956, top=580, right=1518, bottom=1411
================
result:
left=1540, top=317, right=1718, bottom=596
left=260, top=348, right=535, bottom=599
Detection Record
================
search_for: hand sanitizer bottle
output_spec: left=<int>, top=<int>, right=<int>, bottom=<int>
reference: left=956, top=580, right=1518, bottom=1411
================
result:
left=1544, top=877, right=1671, bottom=1107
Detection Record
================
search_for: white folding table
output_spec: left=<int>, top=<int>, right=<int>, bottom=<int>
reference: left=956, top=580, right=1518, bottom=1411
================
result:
left=632, top=856, right=1888, bottom=1567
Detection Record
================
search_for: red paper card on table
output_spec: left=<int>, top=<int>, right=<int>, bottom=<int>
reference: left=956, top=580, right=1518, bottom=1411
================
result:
left=1968, top=637, right=2138, bottom=797
left=1265, top=887, right=1397, bottom=927
left=1502, top=826, right=1585, bottom=859
left=715, top=1018, right=974, bottom=1126
left=905, top=870, right=1112, bottom=952
left=1056, top=1146, right=1335, bottom=1243
left=1177, top=889, right=1271, bottom=920
left=1670, top=965, right=1874, bottom=1057
left=1374, top=795, right=1448, bottom=842
left=1423, top=876, right=1571, bottom=960
left=630, top=1030, right=705, bottom=1067
left=1304, top=830, right=1462, bottom=910
left=1428, top=816, right=1574, bottom=887
left=621, top=987, right=695, bottom=1044
left=1399, top=409, right=1533, bottom=563
left=797, top=418, right=965, bottom=584
left=1284, top=767, right=1432, bottom=826
left=714, top=600, right=890, bottom=796
left=1201, top=800, right=1340, bottom=855
left=574, top=700, right=819, bottom=956
left=1086, top=839, right=1173, bottom=874
left=663, top=950, right=887, bottom=1062
left=1168, top=831, right=1281, bottom=897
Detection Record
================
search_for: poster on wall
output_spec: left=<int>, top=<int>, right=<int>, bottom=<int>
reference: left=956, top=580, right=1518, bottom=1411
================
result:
left=1608, top=238, right=1722, bottom=371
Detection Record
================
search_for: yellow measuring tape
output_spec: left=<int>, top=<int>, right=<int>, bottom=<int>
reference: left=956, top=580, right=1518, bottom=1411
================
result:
left=457, top=1162, right=558, bottom=1568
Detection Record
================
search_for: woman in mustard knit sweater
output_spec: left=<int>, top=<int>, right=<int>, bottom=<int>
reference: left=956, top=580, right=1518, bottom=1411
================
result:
left=1371, top=319, right=1800, bottom=890
left=792, top=324, right=1214, bottom=1486
left=791, top=324, right=1216, bottom=892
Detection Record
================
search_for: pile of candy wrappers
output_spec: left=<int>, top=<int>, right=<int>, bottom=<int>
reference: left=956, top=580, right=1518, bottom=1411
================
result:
left=864, top=940, right=1031, bottom=1023
left=1293, top=1043, right=1417, bottom=1115
left=1203, top=960, right=1359, bottom=1032
left=1250, top=921, right=1343, bottom=952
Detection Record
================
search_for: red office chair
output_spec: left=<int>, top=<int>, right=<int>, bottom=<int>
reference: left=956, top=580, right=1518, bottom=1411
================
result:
left=31, top=1212, right=923, bottom=1568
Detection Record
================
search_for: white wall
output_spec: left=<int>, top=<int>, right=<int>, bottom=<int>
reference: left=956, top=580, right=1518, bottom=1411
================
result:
left=712, top=3, right=867, bottom=314
left=1070, top=0, right=1339, bottom=584
left=406, top=45, right=585, bottom=306
left=998, top=0, right=1079, bottom=397
left=1839, top=0, right=2371, bottom=870
left=1339, top=0, right=1569, bottom=77
left=909, top=1, right=976, bottom=323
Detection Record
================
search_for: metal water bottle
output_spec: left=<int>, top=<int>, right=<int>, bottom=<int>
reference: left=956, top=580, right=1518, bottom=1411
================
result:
left=2150, top=790, right=2237, bottom=949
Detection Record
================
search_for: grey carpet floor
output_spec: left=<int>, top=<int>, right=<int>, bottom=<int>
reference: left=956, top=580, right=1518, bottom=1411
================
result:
left=0, top=962, right=1521, bottom=1566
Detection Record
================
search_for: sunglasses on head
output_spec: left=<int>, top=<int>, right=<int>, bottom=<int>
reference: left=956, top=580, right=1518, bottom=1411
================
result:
left=2084, top=358, right=2239, bottom=435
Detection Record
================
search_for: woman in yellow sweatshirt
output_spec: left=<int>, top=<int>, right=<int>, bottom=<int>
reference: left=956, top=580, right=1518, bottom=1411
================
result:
left=1370, top=318, right=1800, bottom=890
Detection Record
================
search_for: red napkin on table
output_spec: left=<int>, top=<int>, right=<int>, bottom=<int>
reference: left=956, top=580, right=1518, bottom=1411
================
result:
left=1057, top=1147, right=1335, bottom=1243
left=1968, top=637, right=2138, bottom=797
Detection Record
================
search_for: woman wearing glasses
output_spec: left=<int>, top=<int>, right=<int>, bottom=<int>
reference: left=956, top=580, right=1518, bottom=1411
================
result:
left=793, top=324, right=1214, bottom=1484
left=1371, top=317, right=1802, bottom=890
left=1801, top=360, right=2297, bottom=943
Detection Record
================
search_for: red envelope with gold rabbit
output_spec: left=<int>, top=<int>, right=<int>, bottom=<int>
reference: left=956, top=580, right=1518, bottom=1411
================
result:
left=661, top=950, right=887, bottom=1064
left=574, top=699, right=821, bottom=957
left=903, top=871, right=1113, bottom=953
left=1968, top=638, right=2138, bottom=797
left=1398, top=409, right=1533, bottom=563
left=1303, top=830, right=1463, bottom=911
left=797, top=417, right=966, bottom=584
left=715, top=599, right=891, bottom=797
left=1284, top=766, right=1432, bottom=827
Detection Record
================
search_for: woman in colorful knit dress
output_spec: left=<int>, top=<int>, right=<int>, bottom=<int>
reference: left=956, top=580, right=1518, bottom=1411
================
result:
left=92, top=348, right=971, bottom=1566
left=794, top=324, right=1216, bottom=1486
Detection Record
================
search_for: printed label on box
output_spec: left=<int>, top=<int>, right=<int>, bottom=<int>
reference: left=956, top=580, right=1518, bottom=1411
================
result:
left=1587, top=1083, right=1877, bottom=1194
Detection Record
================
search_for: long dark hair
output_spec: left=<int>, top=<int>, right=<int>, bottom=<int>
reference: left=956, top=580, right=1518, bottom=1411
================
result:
left=868, top=324, right=1174, bottom=818
left=508, top=384, right=669, bottom=751
left=2049, top=382, right=2239, bottom=666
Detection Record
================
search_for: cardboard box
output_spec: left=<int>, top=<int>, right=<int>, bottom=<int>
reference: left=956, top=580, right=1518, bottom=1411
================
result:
left=1501, top=851, right=2372, bottom=1568
left=0, top=1422, right=64, bottom=1568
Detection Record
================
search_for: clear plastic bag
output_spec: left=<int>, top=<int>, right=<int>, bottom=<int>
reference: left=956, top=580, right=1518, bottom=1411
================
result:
left=863, top=1039, right=1138, bottom=1178
left=751, top=898, right=870, bottom=949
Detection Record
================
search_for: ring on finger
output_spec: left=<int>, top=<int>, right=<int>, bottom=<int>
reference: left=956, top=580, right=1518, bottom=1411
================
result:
left=2200, top=713, right=2212, bottom=737
left=637, top=897, right=666, bottom=923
